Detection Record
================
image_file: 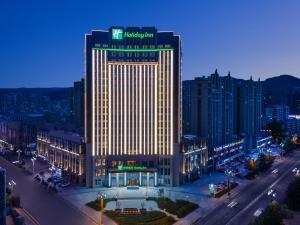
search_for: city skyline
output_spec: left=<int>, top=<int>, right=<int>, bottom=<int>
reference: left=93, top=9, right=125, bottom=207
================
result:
left=1, top=0, right=300, bottom=87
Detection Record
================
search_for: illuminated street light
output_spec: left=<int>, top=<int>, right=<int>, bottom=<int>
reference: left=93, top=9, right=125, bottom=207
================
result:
left=8, top=179, right=16, bottom=192
left=97, top=192, right=106, bottom=225
left=16, top=149, right=22, bottom=163
left=31, top=157, right=36, bottom=175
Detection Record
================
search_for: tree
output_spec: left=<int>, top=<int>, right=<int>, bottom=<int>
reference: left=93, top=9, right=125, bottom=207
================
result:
left=249, top=203, right=283, bottom=225
left=283, top=137, right=296, bottom=154
left=247, top=159, right=257, bottom=172
left=268, top=122, right=285, bottom=143
left=257, top=153, right=273, bottom=172
left=285, top=177, right=300, bottom=210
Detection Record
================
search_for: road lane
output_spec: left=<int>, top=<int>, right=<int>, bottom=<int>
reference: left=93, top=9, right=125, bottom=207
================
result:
left=194, top=151, right=300, bottom=225
left=0, top=157, right=95, bottom=225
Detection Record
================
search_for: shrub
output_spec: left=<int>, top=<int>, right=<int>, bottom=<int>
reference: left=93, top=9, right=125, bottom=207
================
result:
left=86, top=198, right=114, bottom=211
left=285, top=177, right=300, bottom=210
left=150, top=197, right=198, bottom=218
left=104, top=210, right=175, bottom=225
left=249, top=204, right=283, bottom=225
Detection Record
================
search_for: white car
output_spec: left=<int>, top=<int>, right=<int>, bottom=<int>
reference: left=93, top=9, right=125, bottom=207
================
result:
left=272, top=169, right=278, bottom=174
left=254, top=208, right=263, bottom=217
left=272, top=192, right=276, bottom=198
left=267, top=189, right=274, bottom=196
left=292, top=168, right=297, bottom=173
left=227, top=201, right=238, bottom=208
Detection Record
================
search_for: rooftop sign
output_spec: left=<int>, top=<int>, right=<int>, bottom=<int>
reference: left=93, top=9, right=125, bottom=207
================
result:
left=112, top=28, right=154, bottom=40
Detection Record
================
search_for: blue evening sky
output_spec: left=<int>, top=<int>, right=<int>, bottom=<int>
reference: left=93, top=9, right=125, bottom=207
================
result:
left=0, top=0, right=299, bottom=87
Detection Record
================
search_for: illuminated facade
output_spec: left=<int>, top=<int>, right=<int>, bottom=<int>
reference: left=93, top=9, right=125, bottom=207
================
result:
left=85, top=27, right=182, bottom=187
left=37, top=128, right=85, bottom=184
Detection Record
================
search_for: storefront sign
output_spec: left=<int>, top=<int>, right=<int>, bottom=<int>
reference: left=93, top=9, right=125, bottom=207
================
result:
left=117, top=165, right=147, bottom=171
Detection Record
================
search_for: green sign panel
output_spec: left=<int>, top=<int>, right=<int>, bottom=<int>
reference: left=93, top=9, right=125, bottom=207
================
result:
left=112, top=29, right=154, bottom=40
left=117, top=165, right=147, bottom=171
left=112, top=29, right=123, bottom=40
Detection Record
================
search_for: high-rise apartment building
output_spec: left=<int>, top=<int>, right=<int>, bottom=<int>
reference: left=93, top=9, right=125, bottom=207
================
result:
left=72, top=79, right=84, bottom=128
left=183, top=70, right=233, bottom=148
left=85, top=27, right=182, bottom=187
left=234, top=77, right=262, bottom=150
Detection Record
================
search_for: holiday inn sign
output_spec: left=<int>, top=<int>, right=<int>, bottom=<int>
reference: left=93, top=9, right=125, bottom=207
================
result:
left=112, top=28, right=154, bottom=40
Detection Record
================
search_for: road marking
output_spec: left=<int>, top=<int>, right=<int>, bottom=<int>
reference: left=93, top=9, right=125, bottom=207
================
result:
left=22, top=208, right=40, bottom=225
left=225, top=160, right=300, bottom=225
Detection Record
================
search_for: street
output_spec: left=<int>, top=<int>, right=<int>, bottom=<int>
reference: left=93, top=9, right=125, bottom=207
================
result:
left=0, top=157, right=96, bottom=225
left=194, top=151, right=300, bottom=225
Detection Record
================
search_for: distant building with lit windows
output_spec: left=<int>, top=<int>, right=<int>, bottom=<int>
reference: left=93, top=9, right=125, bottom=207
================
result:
left=85, top=27, right=182, bottom=187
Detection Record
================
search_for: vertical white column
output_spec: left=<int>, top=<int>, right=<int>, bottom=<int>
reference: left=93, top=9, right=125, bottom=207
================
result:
left=120, top=65, right=123, bottom=156
left=108, top=172, right=111, bottom=187
left=112, top=64, right=115, bottom=155
left=162, top=51, right=165, bottom=155
left=98, top=50, right=101, bottom=156
left=108, top=64, right=112, bottom=155
left=147, top=65, right=150, bottom=155
left=135, top=65, right=138, bottom=155
left=139, top=172, right=142, bottom=186
left=154, top=65, right=158, bottom=155
left=116, top=65, right=119, bottom=155
left=139, top=65, right=142, bottom=155
left=170, top=51, right=174, bottom=155
left=143, top=65, right=148, bottom=155
left=92, top=50, right=95, bottom=156
left=166, top=51, right=169, bottom=156
left=124, top=65, right=127, bottom=155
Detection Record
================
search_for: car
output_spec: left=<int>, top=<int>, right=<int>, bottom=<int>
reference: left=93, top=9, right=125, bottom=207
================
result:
left=34, top=174, right=41, bottom=181
left=292, top=168, right=297, bottom=173
left=267, top=189, right=274, bottom=196
left=272, top=192, right=276, bottom=198
left=254, top=208, right=263, bottom=217
left=227, top=201, right=238, bottom=208
left=272, top=169, right=278, bottom=174
left=296, top=170, right=300, bottom=177
left=60, top=181, right=70, bottom=188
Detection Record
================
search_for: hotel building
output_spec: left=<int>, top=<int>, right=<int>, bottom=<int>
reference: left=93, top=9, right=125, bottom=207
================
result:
left=85, top=27, right=182, bottom=187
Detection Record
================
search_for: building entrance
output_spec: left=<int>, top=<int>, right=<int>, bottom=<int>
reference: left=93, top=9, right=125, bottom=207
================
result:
left=109, top=171, right=157, bottom=187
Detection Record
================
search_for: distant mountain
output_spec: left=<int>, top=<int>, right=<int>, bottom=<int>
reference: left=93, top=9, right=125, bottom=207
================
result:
left=262, top=75, right=300, bottom=106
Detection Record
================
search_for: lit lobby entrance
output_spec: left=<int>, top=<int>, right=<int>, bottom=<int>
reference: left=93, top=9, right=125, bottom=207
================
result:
left=108, top=167, right=157, bottom=187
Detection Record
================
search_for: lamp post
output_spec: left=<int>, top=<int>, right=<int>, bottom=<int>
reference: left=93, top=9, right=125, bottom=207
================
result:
left=225, top=168, right=233, bottom=199
left=8, top=180, right=16, bottom=192
left=31, top=157, right=36, bottom=175
left=98, top=192, right=105, bottom=225
left=16, top=149, right=22, bottom=163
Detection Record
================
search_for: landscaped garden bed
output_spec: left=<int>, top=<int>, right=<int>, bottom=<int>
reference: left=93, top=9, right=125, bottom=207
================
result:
left=104, top=210, right=175, bottom=225
left=147, top=197, right=199, bottom=218
left=214, top=182, right=238, bottom=198
left=86, top=198, right=114, bottom=211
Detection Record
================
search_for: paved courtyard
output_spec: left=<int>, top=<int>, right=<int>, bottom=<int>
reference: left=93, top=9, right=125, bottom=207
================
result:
left=58, top=172, right=252, bottom=225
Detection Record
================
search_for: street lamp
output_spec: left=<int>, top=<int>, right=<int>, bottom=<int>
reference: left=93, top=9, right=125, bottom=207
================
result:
left=16, top=149, right=22, bottom=163
left=8, top=180, right=16, bottom=192
left=225, top=168, right=233, bottom=199
left=97, top=192, right=106, bottom=225
left=31, top=157, right=36, bottom=175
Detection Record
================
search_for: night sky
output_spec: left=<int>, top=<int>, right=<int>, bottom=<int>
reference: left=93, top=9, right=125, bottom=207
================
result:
left=0, top=0, right=299, bottom=87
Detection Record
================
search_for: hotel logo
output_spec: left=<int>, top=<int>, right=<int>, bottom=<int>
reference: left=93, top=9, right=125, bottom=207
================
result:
left=112, top=29, right=123, bottom=40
